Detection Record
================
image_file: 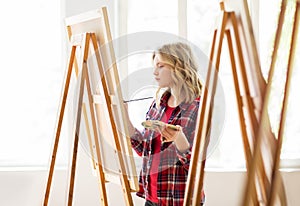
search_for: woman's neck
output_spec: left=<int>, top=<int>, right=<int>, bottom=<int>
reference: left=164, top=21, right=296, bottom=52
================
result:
left=167, top=93, right=180, bottom=107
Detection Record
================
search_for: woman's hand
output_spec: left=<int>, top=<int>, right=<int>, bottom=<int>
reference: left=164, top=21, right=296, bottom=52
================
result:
left=160, top=125, right=181, bottom=142
left=122, top=102, right=135, bottom=136
left=160, top=125, right=190, bottom=153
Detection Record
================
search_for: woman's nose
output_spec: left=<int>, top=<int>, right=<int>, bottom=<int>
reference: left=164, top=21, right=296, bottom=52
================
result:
left=153, top=68, right=158, bottom=75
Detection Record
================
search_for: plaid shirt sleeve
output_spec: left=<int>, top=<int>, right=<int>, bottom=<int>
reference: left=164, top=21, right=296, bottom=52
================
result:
left=130, top=100, right=157, bottom=157
left=174, top=99, right=200, bottom=171
left=130, top=129, right=145, bottom=157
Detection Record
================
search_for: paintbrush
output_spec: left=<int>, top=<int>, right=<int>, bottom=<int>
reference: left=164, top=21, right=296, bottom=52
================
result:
left=123, top=96, right=153, bottom=103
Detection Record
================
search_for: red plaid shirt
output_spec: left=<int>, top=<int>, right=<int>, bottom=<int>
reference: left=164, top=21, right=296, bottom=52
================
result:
left=130, top=92, right=205, bottom=205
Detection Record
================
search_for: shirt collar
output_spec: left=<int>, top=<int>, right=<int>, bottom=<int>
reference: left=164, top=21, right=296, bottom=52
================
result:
left=159, top=91, right=198, bottom=111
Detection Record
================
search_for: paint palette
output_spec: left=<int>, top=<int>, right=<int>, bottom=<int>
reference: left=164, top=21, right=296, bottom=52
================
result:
left=141, top=120, right=179, bottom=131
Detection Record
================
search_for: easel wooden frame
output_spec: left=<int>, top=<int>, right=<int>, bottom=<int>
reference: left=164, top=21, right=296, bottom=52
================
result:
left=184, top=9, right=261, bottom=206
left=68, top=33, right=108, bottom=206
left=43, top=7, right=138, bottom=206
left=268, top=3, right=300, bottom=205
left=184, top=2, right=287, bottom=205
left=64, top=7, right=138, bottom=194
left=243, top=1, right=300, bottom=205
left=43, top=32, right=106, bottom=206
left=43, top=32, right=110, bottom=206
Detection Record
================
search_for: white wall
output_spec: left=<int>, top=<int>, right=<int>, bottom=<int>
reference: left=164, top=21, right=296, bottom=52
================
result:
left=1, top=143, right=300, bottom=206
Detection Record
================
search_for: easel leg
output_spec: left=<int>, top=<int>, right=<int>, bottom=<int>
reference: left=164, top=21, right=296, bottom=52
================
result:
left=184, top=11, right=228, bottom=205
left=67, top=32, right=110, bottom=206
left=268, top=3, right=299, bottom=205
left=67, top=33, right=91, bottom=206
left=90, top=32, right=134, bottom=206
left=43, top=46, right=77, bottom=206
left=225, top=29, right=260, bottom=205
left=84, top=55, right=109, bottom=205
left=67, top=62, right=87, bottom=206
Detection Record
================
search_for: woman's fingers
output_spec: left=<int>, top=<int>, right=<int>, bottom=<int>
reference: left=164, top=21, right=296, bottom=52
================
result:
left=161, top=125, right=181, bottom=142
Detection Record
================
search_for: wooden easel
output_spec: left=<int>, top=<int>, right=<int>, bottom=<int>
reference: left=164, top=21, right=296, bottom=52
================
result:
left=43, top=7, right=138, bottom=206
left=65, top=6, right=138, bottom=193
left=42, top=32, right=107, bottom=206
left=184, top=1, right=287, bottom=205
left=43, top=32, right=135, bottom=206
left=268, top=3, right=300, bottom=205
left=243, top=1, right=300, bottom=205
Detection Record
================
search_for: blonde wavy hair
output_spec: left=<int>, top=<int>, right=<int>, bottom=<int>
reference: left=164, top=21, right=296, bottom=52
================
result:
left=153, top=42, right=202, bottom=106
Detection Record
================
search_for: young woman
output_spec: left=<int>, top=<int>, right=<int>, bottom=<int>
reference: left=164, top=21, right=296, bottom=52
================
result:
left=125, top=42, right=205, bottom=206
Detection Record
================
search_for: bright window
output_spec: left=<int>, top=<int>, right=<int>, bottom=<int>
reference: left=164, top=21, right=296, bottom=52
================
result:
left=0, top=0, right=67, bottom=167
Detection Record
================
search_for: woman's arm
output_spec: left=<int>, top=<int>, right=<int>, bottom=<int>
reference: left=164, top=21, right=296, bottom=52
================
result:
left=160, top=126, right=190, bottom=153
left=161, top=99, right=200, bottom=169
left=123, top=103, right=136, bottom=136
left=123, top=103, right=144, bottom=156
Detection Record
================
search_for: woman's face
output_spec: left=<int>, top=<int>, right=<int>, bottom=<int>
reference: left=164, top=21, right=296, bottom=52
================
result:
left=153, top=54, right=173, bottom=88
